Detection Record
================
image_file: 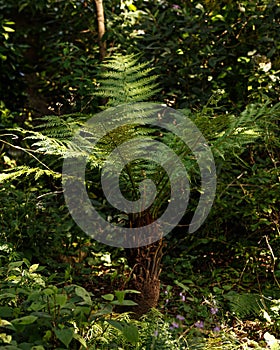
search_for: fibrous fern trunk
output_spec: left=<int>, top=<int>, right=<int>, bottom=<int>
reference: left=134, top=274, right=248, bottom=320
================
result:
left=125, top=212, right=165, bottom=318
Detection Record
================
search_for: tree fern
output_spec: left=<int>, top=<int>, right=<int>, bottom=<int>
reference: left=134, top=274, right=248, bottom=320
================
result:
left=1, top=54, right=278, bottom=228
left=2, top=53, right=279, bottom=319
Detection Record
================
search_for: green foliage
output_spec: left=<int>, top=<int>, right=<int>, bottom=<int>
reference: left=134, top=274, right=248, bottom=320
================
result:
left=0, top=13, right=25, bottom=111
left=0, top=181, right=93, bottom=271
left=200, top=99, right=280, bottom=243
left=0, top=0, right=100, bottom=115
left=108, top=0, right=280, bottom=110
left=0, top=1, right=280, bottom=348
left=224, top=292, right=263, bottom=318
left=0, top=259, right=118, bottom=348
left=0, top=259, right=191, bottom=349
left=0, top=165, right=59, bottom=183
left=46, top=41, right=99, bottom=113
left=1, top=0, right=280, bottom=114
left=95, top=53, right=159, bottom=107
left=4, top=54, right=268, bottom=233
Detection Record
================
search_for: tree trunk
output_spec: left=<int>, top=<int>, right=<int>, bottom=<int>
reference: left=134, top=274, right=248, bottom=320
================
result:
left=94, top=0, right=106, bottom=60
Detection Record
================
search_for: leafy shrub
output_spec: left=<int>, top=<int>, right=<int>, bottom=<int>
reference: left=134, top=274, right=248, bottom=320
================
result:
left=0, top=259, right=190, bottom=349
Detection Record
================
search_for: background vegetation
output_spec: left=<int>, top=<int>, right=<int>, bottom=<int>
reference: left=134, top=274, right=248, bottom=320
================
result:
left=0, top=0, right=279, bottom=349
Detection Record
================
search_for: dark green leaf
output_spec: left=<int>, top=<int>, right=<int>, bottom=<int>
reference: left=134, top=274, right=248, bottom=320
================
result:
left=122, top=324, right=139, bottom=344
left=54, top=328, right=74, bottom=348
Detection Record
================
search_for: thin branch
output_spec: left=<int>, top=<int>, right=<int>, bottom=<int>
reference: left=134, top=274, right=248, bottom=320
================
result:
left=0, top=138, right=52, bottom=171
left=265, top=235, right=280, bottom=290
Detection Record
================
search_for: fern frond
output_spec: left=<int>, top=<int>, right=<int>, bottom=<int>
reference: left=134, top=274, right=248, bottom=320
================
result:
left=95, top=53, right=159, bottom=107
left=183, top=104, right=263, bottom=161
left=0, top=166, right=60, bottom=183
left=34, top=114, right=87, bottom=138
left=225, top=292, right=263, bottom=318
left=21, top=114, right=98, bottom=161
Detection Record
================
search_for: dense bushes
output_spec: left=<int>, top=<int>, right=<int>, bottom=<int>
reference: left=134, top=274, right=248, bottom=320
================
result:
left=1, top=0, right=279, bottom=116
left=106, top=0, right=280, bottom=109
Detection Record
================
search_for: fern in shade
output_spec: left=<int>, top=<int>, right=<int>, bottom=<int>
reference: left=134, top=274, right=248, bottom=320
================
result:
left=225, top=292, right=264, bottom=318
left=1, top=53, right=279, bottom=319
